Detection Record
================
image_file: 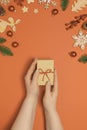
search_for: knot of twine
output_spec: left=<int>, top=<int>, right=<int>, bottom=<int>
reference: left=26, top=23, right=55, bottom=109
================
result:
left=39, top=68, right=54, bottom=81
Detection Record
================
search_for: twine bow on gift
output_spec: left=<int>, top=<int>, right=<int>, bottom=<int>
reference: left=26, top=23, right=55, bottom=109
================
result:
left=38, top=68, right=54, bottom=81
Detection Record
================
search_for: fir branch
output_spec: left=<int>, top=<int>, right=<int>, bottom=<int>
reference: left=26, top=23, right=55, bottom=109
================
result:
left=0, top=37, right=6, bottom=43
left=78, top=54, right=87, bottom=63
left=61, top=0, right=69, bottom=11
left=0, top=45, right=13, bottom=56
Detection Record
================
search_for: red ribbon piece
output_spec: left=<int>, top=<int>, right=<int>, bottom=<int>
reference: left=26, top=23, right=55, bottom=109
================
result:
left=39, top=68, right=54, bottom=81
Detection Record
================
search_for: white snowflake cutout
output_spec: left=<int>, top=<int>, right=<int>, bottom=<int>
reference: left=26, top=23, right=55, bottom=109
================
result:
left=39, top=0, right=51, bottom=4
left=38, top=0, right=56, bottom=9
left=27, top=0, right=34, bottom=4
left=51, top=0, right=57, bottom=6
left=0, top=0, right=11, bottom=5
left=72, top=30, right=87, bottom=50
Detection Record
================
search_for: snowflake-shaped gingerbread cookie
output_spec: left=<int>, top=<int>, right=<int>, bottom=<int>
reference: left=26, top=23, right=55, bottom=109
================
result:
left=72, top=30, right=87, bottom=50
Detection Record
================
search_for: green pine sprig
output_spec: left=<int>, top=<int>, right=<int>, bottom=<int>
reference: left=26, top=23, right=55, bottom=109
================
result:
left=0, top=37, right=6, bottom=43
left=78, top=55, right=87, bottom=63
left=61, top=0, right=69, bottom=11
left=0, top=45, right=13, bottom=56
left=0, top=37, right=13, bottom=56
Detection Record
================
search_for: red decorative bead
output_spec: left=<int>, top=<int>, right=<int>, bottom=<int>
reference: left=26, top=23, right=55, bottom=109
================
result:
left=6, top=30, right=13, bottom=37
left=8, top=5, right=15, bottom=12
left=12, top=42, right=19, bottom=48
left=69, top=51, right=77, bottom=57
left=52, top=9, right=58, bottom=15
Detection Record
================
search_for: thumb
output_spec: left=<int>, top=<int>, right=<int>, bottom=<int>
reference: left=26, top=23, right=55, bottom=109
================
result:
left=45, top=81, right=51, bottom=95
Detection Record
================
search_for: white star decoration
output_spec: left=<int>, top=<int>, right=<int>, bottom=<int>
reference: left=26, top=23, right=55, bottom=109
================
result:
left=72, top=31, right=87, bottom=50
left=22, top=6, right=28, bottom=13
left=27, top=0, right=34, bottom=4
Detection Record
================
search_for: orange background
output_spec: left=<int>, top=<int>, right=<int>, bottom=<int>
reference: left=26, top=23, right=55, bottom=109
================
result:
left=0, top=0, right=87, bottom=130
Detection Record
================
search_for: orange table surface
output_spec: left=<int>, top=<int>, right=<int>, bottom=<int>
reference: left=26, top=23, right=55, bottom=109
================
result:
left=0, top=0, right=87, bottom=130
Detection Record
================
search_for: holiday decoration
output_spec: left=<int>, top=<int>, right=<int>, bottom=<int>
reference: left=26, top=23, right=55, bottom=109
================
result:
left=72, top=31, right=87, bottom=50
left=22, top=6, right=29, bottom=13
left=61, top=0, right=69, bottom=11
left=0, top=17, right=21, bottom=33
left=14, top=0, right=24, bottom=6
left=8, top=5, right=16, bottom=12
left=51, top=8, right=58, bottom=15
left=72, top=0, right=87, bottom=12
left=38, top=0, right=57, bottom=9
left=0, top=6, right=6, bottom=16
left=39, top=0, right=51, bottom=4
left=69, top=51, right=77, bottom=57
left=65, top=14, right=87, bottom=30
left=0, top=37, right=6, bottom=43
left=27, top=0, right=34, bottom=4
left=0, top=0, right=11, bottom=4
left=34, top=8, right=39, bottom=14
left=82, top=21, right=87, bottom=30
left=37, top=60, right=54, bottom=85
left=78, top=54, right=87, bottom=63
left=6, top=30, right=13, bottom=37
left=0, top=45, right=13, bottom=56
left=12, top=41, right=19, bottom=47
left=44, top=3, right=49, bottom=9
left=0, top=37, right=13, bottom=56
left=51, top=0, right=56, bottom=6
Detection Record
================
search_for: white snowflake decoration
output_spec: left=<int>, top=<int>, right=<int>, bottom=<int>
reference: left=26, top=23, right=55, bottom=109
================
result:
left=0, top=0, right=11, bottom=4
left=38, top=0, right=56, bottom=9
left=39, top=0, right=51, bottom=3
left=27, top=0, right=34, bottom=4
left=51, top=0, right=56, bottom=6
left=72, top=31, right=87, bottom=50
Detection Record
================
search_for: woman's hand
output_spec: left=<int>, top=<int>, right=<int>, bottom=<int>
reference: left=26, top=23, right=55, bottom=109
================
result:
left=24, top=59, right=39, bottom=99
left=43, top=70, right=63, bottom=130
left=43, top=70, right=58, bottom=112
left=11, top=59, right=40, bottom=130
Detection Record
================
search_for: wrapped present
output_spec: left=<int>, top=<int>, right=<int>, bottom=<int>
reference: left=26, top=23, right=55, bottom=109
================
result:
left=37, top=60, right=54, bottom=85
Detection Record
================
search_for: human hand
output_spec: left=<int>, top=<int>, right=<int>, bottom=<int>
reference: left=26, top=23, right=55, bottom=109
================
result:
left=24, top=59, right=39, bottom=99
left=43, top=70, right=58, bottom=112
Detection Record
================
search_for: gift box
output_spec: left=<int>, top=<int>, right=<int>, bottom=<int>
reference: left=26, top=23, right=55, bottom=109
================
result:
left=37, top=60, right=54, bottom=85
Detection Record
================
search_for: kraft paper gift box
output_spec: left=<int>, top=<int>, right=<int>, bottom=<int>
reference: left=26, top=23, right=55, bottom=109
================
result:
left=37, top=60, right=54, bottom=85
